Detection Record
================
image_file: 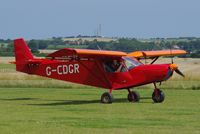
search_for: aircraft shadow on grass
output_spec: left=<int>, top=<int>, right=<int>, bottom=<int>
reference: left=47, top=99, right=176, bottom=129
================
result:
left=0, top=97, right=152, bottom=106
left=0, top=98, right=38, bottom=101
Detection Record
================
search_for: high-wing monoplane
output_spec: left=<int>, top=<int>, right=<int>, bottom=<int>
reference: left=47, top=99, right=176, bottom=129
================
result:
left=13, top=38, right=187, bottom=103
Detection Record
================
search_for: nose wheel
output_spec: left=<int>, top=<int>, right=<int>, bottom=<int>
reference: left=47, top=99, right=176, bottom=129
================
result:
left=152, top=89, right=165, bottom=103
left=152, top=84, right=165, bottom=103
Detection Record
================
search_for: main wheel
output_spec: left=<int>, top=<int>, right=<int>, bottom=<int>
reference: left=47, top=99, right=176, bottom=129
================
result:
left=152, top=89, right=165, bottom=103
left=127, top=91, right=140, bottom=102
left=101, top=92, right=113, bottom=104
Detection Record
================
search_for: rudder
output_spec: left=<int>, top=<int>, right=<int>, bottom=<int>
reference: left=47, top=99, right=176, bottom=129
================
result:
left=14, top=38, right=34, bottom=72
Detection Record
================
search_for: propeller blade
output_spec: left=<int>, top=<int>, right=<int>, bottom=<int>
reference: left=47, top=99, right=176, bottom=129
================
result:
left=175, top=69, right=185, bottom=77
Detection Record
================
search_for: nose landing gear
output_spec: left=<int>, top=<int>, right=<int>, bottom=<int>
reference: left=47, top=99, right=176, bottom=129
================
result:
left=152, top=83, right=165, bottom=103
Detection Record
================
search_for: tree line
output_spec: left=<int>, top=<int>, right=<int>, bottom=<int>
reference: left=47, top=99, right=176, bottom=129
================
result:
left=0, top=37, right=200, bottom=57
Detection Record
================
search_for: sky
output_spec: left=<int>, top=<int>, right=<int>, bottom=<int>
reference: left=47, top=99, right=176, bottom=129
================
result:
left=1, top=0, right=200, bottom=39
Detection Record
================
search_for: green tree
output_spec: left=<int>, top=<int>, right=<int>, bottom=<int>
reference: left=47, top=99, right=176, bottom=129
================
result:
left=28, top=40, right=39, bottom=53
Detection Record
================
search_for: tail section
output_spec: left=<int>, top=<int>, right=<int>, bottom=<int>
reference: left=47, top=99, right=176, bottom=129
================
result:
left=14, top=38, right=34, bottom=72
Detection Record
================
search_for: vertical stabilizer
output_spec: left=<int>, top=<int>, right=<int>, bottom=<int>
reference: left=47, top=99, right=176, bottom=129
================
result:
left=14, top=38, right=34, bottom=72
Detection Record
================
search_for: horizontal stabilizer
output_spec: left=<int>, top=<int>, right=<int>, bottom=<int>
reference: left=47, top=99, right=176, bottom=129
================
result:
left=27, top=59, right=43, bottom=64
left=9, top=61, right=16, bottom=64
left=9, top=59, right=42, bottom=65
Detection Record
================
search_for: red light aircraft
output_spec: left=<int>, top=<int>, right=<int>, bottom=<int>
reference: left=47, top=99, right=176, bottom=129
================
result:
left=13, top=38, right=187, bottom=103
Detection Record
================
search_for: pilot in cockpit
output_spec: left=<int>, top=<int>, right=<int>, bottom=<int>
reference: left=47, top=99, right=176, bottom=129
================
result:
left=104, top=59, right=125, bottom=73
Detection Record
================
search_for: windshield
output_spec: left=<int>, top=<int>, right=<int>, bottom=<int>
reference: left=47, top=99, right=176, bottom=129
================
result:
left=123, top=57, right=142, bottom=70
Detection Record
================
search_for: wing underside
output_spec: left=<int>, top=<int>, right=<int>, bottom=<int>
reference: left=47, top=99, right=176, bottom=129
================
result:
left=127, top=50, right=187, bottom=58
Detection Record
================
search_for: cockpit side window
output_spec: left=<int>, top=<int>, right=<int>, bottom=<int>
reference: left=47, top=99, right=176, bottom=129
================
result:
left=123, top=57, right=142, bottom=70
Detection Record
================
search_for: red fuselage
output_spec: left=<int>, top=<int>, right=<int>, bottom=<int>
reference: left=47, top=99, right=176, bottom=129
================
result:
left=19, top=58, right=172, bottom=90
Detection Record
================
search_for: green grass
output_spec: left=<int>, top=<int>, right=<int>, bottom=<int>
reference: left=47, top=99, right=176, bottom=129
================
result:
left=0, top=88, right=199, bottom=134
left=0, top=63, right=15, bottom=69
left=0, top=60, right=200, bottom=134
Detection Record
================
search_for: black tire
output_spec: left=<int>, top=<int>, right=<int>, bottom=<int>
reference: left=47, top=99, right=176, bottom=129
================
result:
left=101, top=92, right=113, bottom=104
left=127, top=91, right=140, bottom=102
left=152, top=89, right=165, bottom=103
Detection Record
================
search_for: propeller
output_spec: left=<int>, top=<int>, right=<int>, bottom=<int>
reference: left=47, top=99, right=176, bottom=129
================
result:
left=169, top=64, right=185, bottom=77
left=174, top=69, right=185, bottom=77
left=169, top=42, right=185, bottom=77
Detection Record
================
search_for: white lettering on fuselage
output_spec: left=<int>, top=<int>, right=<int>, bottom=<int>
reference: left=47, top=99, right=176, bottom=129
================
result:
left=46, top=64, right=80, bottom=76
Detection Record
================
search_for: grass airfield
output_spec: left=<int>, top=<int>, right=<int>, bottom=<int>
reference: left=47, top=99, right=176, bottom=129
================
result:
left=0, top=57, right=199, bottom=134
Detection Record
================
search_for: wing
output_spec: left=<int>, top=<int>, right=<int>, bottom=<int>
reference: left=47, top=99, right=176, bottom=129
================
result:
left=127, top=50, right=187, bottom=58
left=46, top=48, right=127, bottom=59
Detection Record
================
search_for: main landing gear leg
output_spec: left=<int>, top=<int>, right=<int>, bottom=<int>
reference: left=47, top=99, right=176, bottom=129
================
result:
left=101, top=89, right=113, bottom=104
left=127, top=89, right=140, bottom=102
left=152, top=83, right=165, bottom=103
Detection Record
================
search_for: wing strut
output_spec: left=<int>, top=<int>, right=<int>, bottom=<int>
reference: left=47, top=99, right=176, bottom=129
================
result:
left=150, top=57, right=159, bottom=64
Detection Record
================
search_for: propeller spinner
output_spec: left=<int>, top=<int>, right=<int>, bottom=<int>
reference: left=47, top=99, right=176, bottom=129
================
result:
left=169, top=64, right=185, bottom=77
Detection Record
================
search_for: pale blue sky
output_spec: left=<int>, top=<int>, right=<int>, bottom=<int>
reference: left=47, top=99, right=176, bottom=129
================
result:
left=1, top=0, right=200, bottom=39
